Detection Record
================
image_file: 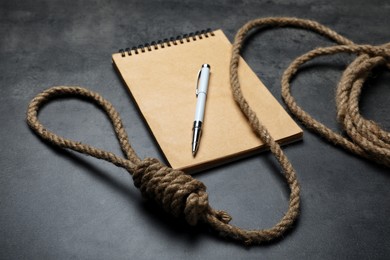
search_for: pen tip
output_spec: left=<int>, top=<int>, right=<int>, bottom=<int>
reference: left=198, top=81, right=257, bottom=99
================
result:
left=192, top=143, right=198, bottom=157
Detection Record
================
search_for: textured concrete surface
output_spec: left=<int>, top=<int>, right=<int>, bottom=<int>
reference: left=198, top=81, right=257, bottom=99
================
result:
left=1, top=0, right=389, bottom=259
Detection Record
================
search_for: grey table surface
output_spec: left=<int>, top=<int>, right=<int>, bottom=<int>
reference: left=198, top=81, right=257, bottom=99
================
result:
left=1, top=0, right=389, bottom=259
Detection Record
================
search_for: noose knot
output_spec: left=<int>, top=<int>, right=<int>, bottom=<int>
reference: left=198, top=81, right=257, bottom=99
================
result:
left=132, top=158, right=231, bottom=226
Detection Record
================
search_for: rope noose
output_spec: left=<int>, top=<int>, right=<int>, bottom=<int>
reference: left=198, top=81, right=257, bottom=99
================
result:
left=26, top=17, right=389, bottom=246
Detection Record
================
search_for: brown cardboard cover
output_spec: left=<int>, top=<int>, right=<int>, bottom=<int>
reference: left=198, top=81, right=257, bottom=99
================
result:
left=112, top=30, right=302, bottom=172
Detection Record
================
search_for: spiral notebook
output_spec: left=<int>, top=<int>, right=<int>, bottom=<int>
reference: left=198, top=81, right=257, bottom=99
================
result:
left=112, top=29, right=302, bottom=173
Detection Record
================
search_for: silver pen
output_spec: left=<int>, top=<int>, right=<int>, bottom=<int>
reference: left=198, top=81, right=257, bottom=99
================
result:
left=192, top=64, right=211, bottom=156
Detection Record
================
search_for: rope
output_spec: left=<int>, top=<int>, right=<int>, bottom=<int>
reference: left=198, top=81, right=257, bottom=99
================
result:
left=231, top=17, right=389, bottom=167
left=26, top=17, right=389, bottom=246
left=26, top=86, right=299, bottom=245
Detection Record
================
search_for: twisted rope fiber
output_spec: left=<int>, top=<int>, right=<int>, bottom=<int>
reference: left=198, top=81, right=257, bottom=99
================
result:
left=231, top=17, right=389, bottom=167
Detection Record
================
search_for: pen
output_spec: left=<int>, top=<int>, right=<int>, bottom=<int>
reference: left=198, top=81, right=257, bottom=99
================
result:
left=192, top=64, right=211, bottom=156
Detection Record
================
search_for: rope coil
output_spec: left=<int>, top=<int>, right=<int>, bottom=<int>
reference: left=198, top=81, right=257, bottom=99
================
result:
left=232, top=17, right=389, bottom=167
left=26, top=17, right=389, bottom=246
left=283, top=47, right=390, bottom=166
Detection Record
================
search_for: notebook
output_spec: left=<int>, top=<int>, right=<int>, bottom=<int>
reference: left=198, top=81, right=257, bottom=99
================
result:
left=112, top=29, right=302, bottom=173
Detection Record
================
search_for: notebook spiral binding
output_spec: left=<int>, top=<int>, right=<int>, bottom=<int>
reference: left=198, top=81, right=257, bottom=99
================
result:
left=119, top=28, right=215, bottom=57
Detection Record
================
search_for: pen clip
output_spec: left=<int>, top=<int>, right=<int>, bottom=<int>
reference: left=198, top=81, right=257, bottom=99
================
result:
left=195, top=68, right=202, bottom=97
